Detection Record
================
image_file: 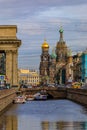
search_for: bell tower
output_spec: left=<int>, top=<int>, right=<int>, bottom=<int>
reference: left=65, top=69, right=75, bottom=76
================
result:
left=39, top=39, right=50, bottom=84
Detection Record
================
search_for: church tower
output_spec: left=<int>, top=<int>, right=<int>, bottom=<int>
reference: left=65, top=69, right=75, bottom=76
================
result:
left=56, top=27, right=68, bottom=84
left=39, top=40, right=50, bottom=85
left=49, top=48, right=57, bottom=83
left=56, top=27, right=68, bottom=63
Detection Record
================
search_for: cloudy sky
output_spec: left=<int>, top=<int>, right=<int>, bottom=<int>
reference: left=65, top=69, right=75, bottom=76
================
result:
left=0, top=0, right=87, bottom=70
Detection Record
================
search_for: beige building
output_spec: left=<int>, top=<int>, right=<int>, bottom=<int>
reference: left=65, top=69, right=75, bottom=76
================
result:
left=0, top=25, right=21, bottom=87
left=18, top=69, right=40, bottom=86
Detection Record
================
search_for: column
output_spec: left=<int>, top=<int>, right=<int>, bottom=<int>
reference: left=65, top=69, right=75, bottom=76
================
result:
left=5, top=50, right=13, bottom=86
left=12, top=50, right=18, bottom=86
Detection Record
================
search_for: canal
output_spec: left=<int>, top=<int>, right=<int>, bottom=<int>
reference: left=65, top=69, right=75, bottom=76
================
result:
left=0, top=99, right=87, bottom=130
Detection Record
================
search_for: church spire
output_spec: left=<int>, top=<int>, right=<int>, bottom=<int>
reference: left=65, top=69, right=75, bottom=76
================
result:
left=59, top=26, right=64, bottom=42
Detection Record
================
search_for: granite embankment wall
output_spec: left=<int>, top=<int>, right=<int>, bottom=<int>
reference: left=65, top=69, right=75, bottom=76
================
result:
left=67, top=88, right=87, bottom=105
left=0, top=88, right=16, bottom=113
left=46, top=88, right=87, bottom=105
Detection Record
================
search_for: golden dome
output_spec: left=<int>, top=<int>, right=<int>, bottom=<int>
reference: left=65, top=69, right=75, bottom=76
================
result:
left=42, top=39, right=49, bottom=48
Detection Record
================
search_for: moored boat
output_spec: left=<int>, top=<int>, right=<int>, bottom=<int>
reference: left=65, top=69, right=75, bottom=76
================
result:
left=26, top=94, right=34, bottom=101
left=34, top=92, right=47, bottom=100
left=13, top=95, right=26, bottom=104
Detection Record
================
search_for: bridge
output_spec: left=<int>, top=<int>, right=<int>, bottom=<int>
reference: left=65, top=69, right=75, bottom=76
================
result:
left=19, top=87, right=67, bottom=99
left=19, top=87, right=87, bottom=105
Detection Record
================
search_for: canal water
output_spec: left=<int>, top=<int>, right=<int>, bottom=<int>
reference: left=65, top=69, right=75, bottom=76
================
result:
left=0, top=99, right=87, bottom=130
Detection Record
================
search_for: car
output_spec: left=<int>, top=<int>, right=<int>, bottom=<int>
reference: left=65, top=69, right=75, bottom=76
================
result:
left=71, top=82, right=81, bottom=89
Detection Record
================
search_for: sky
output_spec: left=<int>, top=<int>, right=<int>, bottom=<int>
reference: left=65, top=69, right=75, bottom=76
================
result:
left=0, top=0, right=87, bottom=70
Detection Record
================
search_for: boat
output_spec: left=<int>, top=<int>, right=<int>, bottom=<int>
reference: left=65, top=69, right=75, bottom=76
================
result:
left=34, top=92, right=47, bottom=100
left=26, top=94, right=34, bottom=101
left=13, top=95, right=26, bottom=104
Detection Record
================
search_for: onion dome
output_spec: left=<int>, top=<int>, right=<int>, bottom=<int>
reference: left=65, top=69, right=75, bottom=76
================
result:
left=59, top=26, right=63, bottom=33
left=42, top=39, right=49, bottom=49
left=51, top=53, right=57, bottom=59
left=51, top=47, right=57, bottom=59
left=59, top=26, right=64, bottom=42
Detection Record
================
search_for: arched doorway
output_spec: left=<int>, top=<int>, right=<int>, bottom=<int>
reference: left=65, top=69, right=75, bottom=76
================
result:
left=62, top=69, right=66, bottom=84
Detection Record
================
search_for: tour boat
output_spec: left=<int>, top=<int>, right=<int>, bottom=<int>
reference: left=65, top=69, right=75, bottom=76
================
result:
left=34, top=92, right=47, bottom=100
left=26, top=94, right=34, bottom=101
left=13, top=96, right=26, bottom=104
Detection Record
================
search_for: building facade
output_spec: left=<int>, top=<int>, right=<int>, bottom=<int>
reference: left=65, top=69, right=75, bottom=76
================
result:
left=39, top=28, right=73, bottom=85
left=19, top=69, right=40, bottom=86
left=39, top=27, right=87, bottom=85
left=0, top=25, right=21, bottom=87
left=81, top=50, right=87, bottom=83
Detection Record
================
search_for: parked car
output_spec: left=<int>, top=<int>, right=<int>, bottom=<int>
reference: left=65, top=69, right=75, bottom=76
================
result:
left=71, top=82, right=81, bottom=89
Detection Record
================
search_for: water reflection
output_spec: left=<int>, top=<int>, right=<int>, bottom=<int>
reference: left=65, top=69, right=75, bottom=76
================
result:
left=41, top=121, right=87, bottom=130
left=0, top=115, right=18, bottom=130
left=82, top=106, right=87, bottom=115
left=0, top=100, right=87, bottom=130
left=0, top=116, right=87, bottom=130
left=5, top=116, right=17, bottom=130
left=1, top=115, right=87, bottom=130
left=0, top=115, right=5, bottom=130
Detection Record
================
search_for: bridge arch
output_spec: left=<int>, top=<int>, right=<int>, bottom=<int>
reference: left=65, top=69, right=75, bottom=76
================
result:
left=47, top=92, right=54, bottom=99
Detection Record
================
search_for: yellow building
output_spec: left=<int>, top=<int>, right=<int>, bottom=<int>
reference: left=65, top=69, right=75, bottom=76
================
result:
left=18, top=69, right=40, bottom=86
